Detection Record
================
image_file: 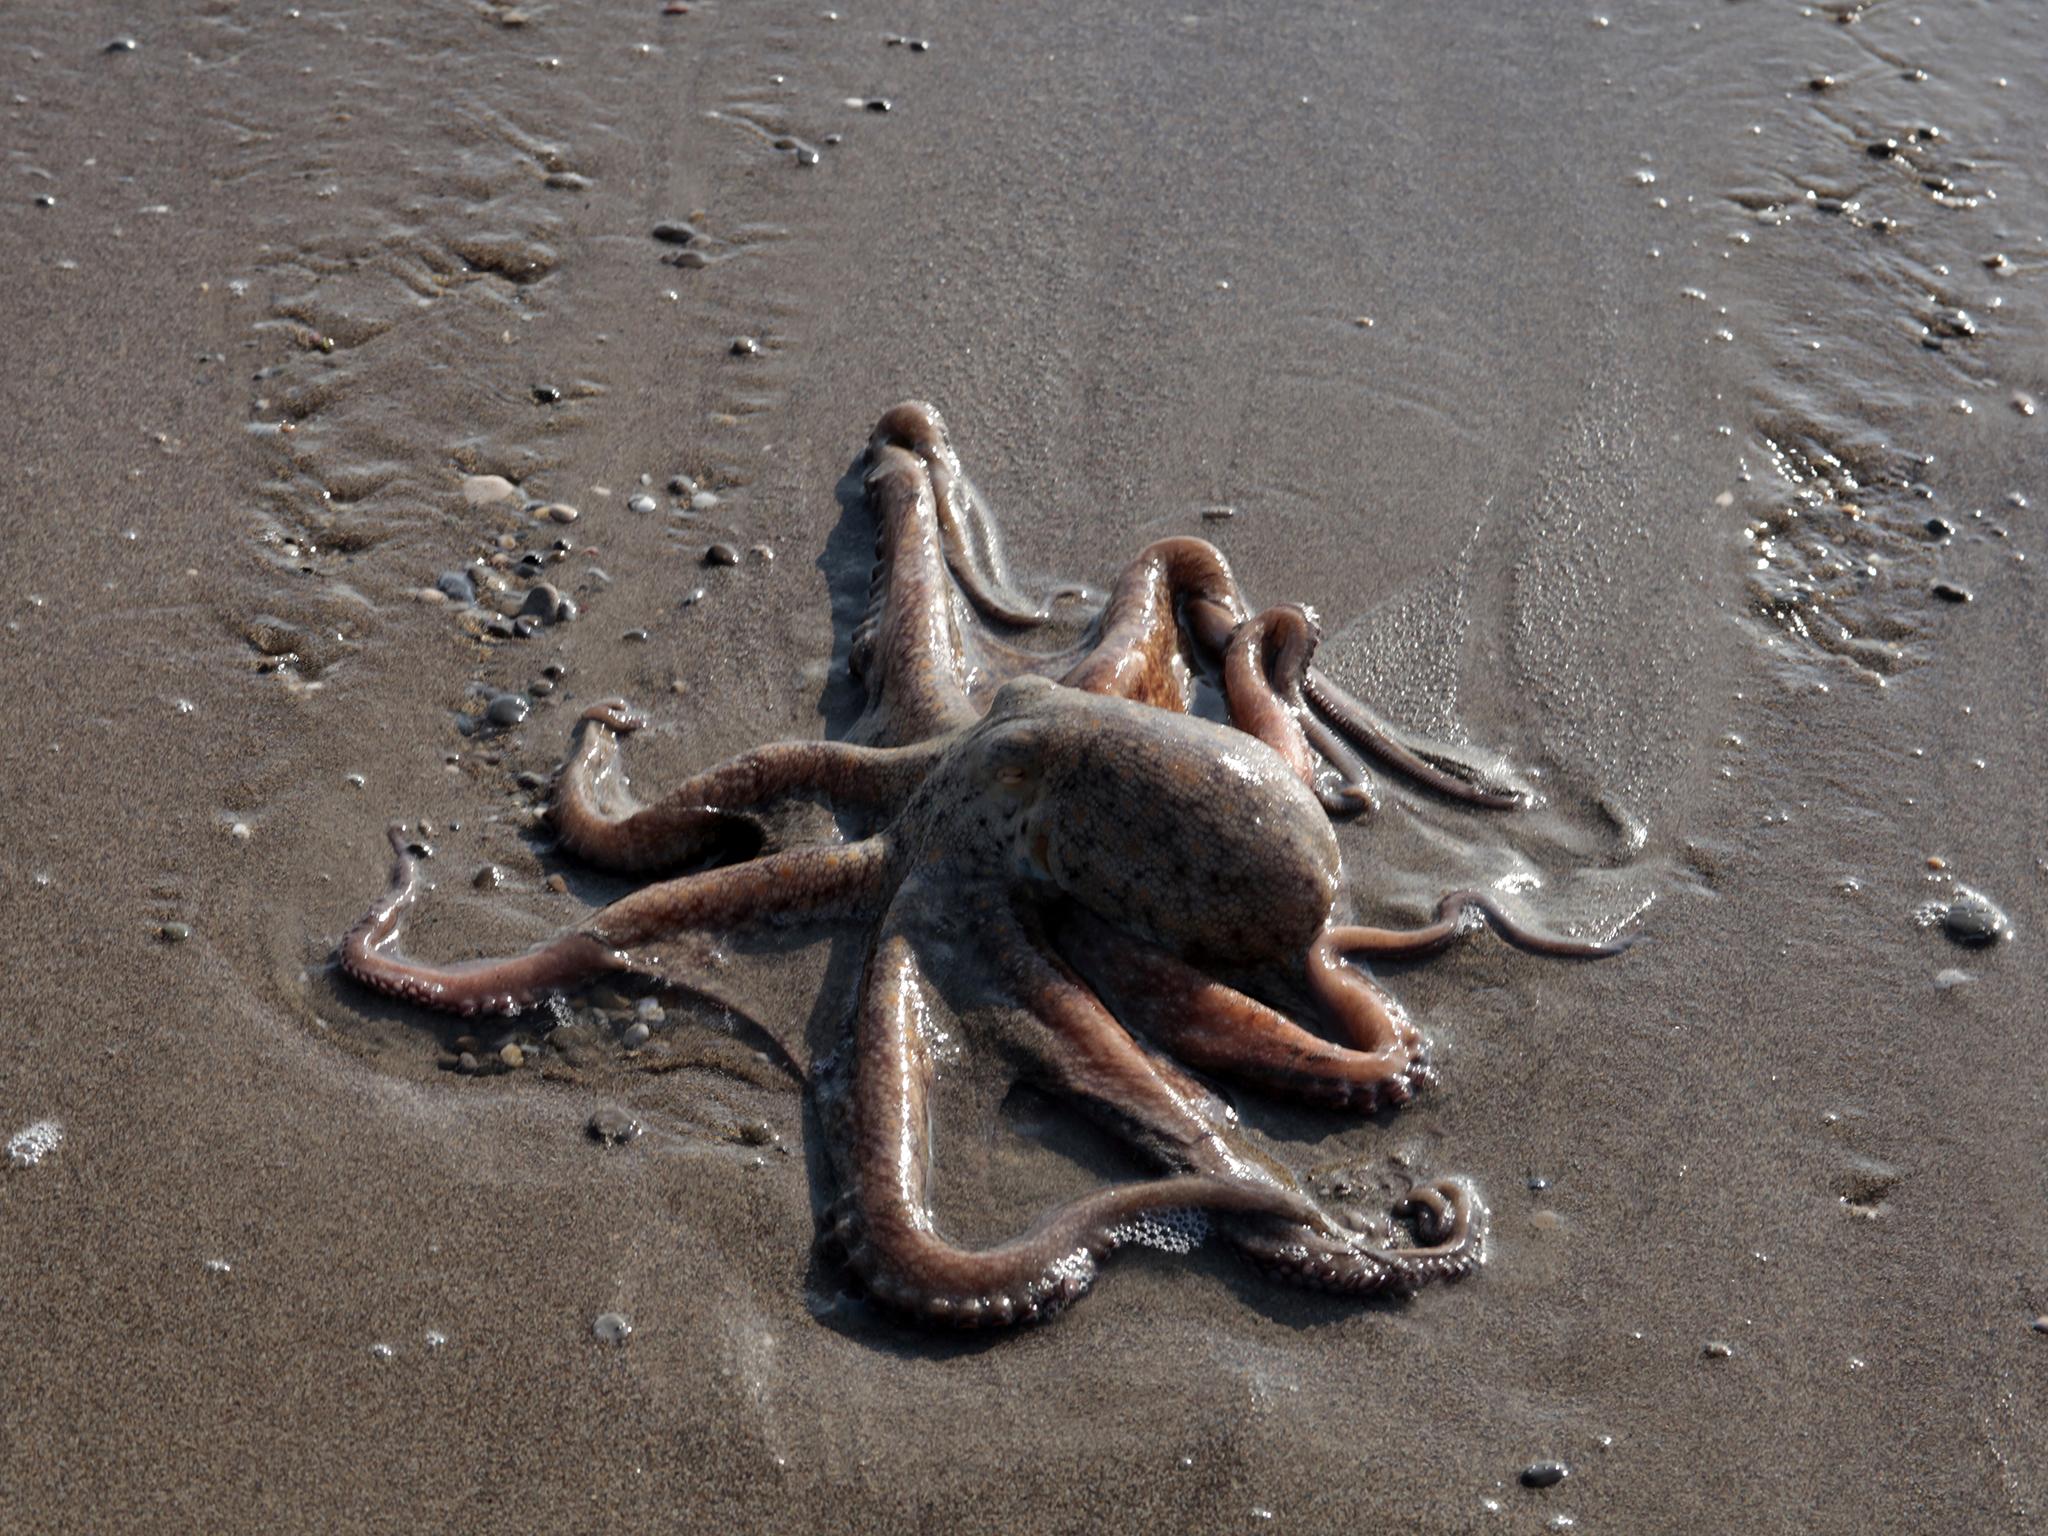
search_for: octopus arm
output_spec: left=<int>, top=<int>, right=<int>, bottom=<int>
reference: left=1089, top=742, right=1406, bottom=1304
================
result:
left=553, top=703, right=938, bottom=874
left=834, top=921, right=1318, bottom=1328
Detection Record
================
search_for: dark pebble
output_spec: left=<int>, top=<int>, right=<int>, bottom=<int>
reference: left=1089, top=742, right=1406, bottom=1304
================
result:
left=528, top=677, right=555, bottom=698
left=1808, top=74, right=1835, bottom=91
left=159, top=921, right=192, bottom=944
left=681, top=586, right=706, bottom=607
left=103, top=37, right=139, bottom=53
left=34, top=194, right=56, bottom=209
left=1923, top=517, right=1952, bottom=539
left=532, top=384, right=561, bottom=404
left=730, top=335, right=760, bottom=356
left=1520, top=1462, right=1570, bottom=1490
left=622, top=627, right=650, bottom=643
left=651, top=221, right=699, bottom=245
left=588, top=1107, right=642, bottom=1145
left=621, top=1021, right=652, bottom=1049
left=793, top=146, right=820, bottom=167
left=736, top=1119, right=777, bottom=1147
left=513, top=615, right=540, bottom=638
left=541, top=662, right=565, bottom=680
left=667, top=474, right=696, bottom=495
left=1943, top=887, right=2008, bottom=945
left=1527, top=1175, right=1551, bottom=1192
left=704, top=543, right=740, bottom=567
left=435, top=569, right=477, bottom=603
left=472, top=864, right=504, bottom=891
left=667, top=248, right=711, bottom=269
left=865, top=97, right=892, bottom=112
left=1703, top=1340, right=1735, bottom=1359
left=1867, top=138, right=1898, bottom=158
left=486, top=693, right=531, bottom=728
left=515, top=770, right=549, bottom=791
left=1930, top=582, right=1972, bottom=603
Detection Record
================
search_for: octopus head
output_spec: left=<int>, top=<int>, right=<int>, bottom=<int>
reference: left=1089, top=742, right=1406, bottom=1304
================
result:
left=960, top=677, right=1342, bottom=966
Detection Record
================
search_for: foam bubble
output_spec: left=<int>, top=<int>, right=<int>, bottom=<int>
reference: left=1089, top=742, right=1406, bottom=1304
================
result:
left=6, top=1120, right=62, bottom=1168
left=1108, top=1207, right=1211, bottom=1256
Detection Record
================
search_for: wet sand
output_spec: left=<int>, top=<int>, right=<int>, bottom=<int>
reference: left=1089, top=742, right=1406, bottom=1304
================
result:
left=3, top=2, right=2044, bottom=1530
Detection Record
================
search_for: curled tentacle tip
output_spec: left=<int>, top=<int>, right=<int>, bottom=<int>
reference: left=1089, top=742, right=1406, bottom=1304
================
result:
left=578, top=699, right=647, bottom=734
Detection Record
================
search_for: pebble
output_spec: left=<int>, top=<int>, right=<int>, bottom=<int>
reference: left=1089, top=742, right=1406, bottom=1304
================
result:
left=1943, top=887, right=2008, bottom=945
left=621, top=1021, right=652, bottom=1049
left=462, top=474, right=520, bottom=507
left=736, top=1118, right=776, bottom=1147
left=457, top=1051, right=480, bottom=1074
left=588, top=1107, right=642, bottom=1144
left=1702, top=1340, right=1735, bottom=1359
left=2031, top=1315, right=2048, bottom=1335
left=545, top=874, right=569, bottom=894
left=1923, top=517, right=1952, bottom=539
left=1520, top=1461, right=1570, bottom=1490
left=436, top=569, right=478, bottom=603
left=628, top=493, right=658, bottom=514
left=865, top=97, right=892, bottom=112
left=1930, top=582, right=1972, bottom=603
left=159, top=921, right=191, bottom=944
left=622, top=628, right=650, bottom=643
left=499, top=1043, right=525, bottom=1069
left=541, top=502, right=580, bottom=525
left=486, top=693, right=531, bottom=728
left=228, top=821, right=252, bottom=843
left=518, top=582, right=575, bottom=623
left=704, top=542, right=740, bottom=567
left=794, top=146, right=820, bottom=167
left=730, top=335, right=760, bottom=356
left=667, top=474, right=697, bottom=496
left=690, top=489, right=720, bottom=511
left=528, top=677, right=555, bottom=698
left=748, top=543, right=775, bottom=563
left=651, top=220, right=699, bottom=245
left=472, top=864, right=503, bottom=890
left=369, top=1343, right=395, bottom=1362
left=593, top=1312, right=633, bottom=1344
left=681, top=586, right=706, bottom=607
left=532, top=384, right=561, bottom=404
left=667, top=248, right=712, bottom=270
left=104, top=36, right=139, bottom=53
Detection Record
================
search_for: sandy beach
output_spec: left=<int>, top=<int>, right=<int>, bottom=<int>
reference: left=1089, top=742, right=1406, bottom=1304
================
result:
left=3, top=2, right=2043, bottom=1530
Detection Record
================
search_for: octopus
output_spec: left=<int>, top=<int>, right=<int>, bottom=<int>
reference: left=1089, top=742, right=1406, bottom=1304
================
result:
left=341, top=402, right=1627, bottom=1328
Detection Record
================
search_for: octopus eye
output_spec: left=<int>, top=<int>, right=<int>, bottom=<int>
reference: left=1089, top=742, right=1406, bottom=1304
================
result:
left=995, top=765, right=1032, bottom=790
